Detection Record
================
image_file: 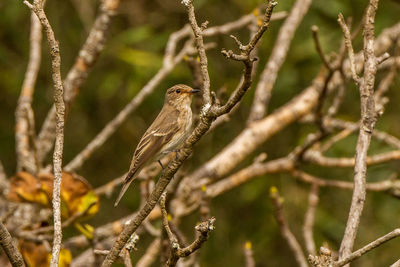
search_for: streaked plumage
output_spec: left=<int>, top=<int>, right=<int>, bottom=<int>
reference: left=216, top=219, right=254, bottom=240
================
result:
left=114, top=84, right=199, bottom=206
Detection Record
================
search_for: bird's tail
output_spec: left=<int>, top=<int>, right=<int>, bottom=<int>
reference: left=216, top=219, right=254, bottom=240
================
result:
left=114, top=168, right=138, bottom=207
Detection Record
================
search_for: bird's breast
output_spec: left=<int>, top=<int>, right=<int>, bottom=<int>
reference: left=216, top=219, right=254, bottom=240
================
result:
left=161, top=105, right=192, bottom=154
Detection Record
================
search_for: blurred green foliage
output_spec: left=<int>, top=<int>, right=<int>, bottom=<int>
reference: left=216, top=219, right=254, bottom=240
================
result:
left=1, top=0, right=400, bottom=266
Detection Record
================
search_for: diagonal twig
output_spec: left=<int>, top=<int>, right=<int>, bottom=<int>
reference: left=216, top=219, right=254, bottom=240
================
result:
left=270, top=187, right=308, bottom=267
left=0, top=222, right=25, bottom=267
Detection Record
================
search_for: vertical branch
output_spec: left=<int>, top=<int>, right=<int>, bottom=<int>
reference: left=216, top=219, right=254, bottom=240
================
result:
left=303, top=184, right=319, bottom=255
left=0, top=222, right=25, bottom=267
left=337, top=14, right=361, bottom=84
left=338, top=0, right=380, bottom=262
left=15, top=9, right=42, bottom=173
left=24, top=0, right=66, bottom=266
left=248, top=0, right=312, bottom=123
left=183, top=0, right=212, bottom=108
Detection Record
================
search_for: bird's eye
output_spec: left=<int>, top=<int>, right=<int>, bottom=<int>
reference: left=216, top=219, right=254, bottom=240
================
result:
left=176, top=89, right=181, bottom=93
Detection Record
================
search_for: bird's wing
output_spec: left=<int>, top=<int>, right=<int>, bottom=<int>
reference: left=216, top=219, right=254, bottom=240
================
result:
left=114, top=107, right=180, bottom=206
left=131, top=108, right=180, bottom=170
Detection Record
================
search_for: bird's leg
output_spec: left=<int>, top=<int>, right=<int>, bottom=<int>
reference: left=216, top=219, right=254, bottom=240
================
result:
left=158, top=160, right=165, bottom=169
left=163, top=149, right=181, bottom=160
left=173, top=149, right=181, bottom=160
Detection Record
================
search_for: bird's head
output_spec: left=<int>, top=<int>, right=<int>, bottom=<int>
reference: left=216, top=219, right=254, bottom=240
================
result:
left=164, top=84, right=200, bottom=107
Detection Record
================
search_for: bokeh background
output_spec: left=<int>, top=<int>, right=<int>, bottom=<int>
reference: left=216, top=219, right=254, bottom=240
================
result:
left=1, top=0, right=400, bottom=266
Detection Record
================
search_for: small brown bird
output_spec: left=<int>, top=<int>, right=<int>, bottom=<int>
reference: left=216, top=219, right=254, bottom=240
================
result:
left=114, top=84, right=200, bottom=206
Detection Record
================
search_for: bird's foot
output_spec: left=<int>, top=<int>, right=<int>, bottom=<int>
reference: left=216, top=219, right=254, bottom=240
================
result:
left=158, top=160, right=165, bottom=169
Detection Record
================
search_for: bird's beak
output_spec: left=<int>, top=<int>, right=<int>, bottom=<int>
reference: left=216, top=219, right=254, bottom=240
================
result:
left=189, top=89, right=200, bottom=94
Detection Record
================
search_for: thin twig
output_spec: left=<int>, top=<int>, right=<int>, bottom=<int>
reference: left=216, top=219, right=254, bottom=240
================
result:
left=303, top=149, right=400, bottom=168
left=291, top=169, right=400, bottom=194
left=217, top=0, right=277, bottom=116
left=183, top=0, right=212, bottom=107
left=248, top=0, right=312, bottom=122
left=311, top=25, right=333, bottom=71
left=335, top=229, right=400, bottom=267
left=15, top=8, right=43, bottom=174
left=161, top=192, right=215, bottom=267
left=303, top=183, right=319, bottom=255
left=337, top=13, right=361, bottom=84
left=167, top=217, right=216, bottom=267
left=270, top=187, right=308, bottom=267
left=160, top=193, right=180, bottom=249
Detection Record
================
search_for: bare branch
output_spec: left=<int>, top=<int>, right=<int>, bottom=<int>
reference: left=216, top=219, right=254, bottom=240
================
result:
left=205, top=157, right=293, bottom=198
left=335, top=229, right=400, bottom=267
left=184, top=0, right=212, bottom=106
left=291, top=169, right=400, bottom=194
left=311, top=25, right=333, bottom=71
left=217, top=1, right=277, bottom=116
left=167, top=217, right=215, bottom=266
left=339, top=0, right=380, bottom=261
left=303, top=184, right=319, bottom=255
left=337, top=13, right=361, bottom=84
left=0, top=222, right=25, bottom=267
left=248, top=0, right=312, bottom=122
left=161, top=191, right=215, bottom=267
left=15, top=9, right=42, bottom=174
left=270, top=187, right=308, bottom=267
left=304, top=149, right=400, bottom=168
left=160, top=193, right=180, bottom=250
left=24, top=0, right=66, bottom=265
left=202, top=10, right=287, bottom=36
left=321, top=117, right=400, bottom=150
